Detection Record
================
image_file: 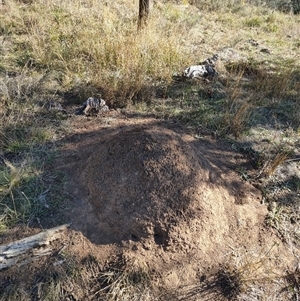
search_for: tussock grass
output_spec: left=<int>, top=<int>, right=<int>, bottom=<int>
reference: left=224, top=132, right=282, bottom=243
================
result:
left=0, top=157, right=52, bottom=231
left=201, top=245, right=298, bottom=300
left=284, top=266, right=300, bottom=300
left=1, top=0, right=193, bottom=106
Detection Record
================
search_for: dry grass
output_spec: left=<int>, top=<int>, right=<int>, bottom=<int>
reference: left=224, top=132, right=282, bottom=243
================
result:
left=265, top=151, right=291, bottom=176
left=0, top=0, right=300, bottom=300
left=0, top=253, right=154, bottom=301
left=178, top=245, right=299, bottom=300
left=1, top=0, right=194, bottom=106
left=216, top=246, right=278, bottom=299
left=95, top=259, right=154, bottom=301
left=284, top=265, right=300, bottom=301
left=199, top=245, right=299, bottom=301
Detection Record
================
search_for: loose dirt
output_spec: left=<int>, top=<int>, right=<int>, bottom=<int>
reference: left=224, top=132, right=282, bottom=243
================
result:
left=1, top=114, right=297, bottom=300
left=55, top=114, right=295, bottom=298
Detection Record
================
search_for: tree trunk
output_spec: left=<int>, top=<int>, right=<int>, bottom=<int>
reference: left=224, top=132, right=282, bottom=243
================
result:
left=138, top=0, right=150, bottom=30
left=292, top=0, right=300, bottom=14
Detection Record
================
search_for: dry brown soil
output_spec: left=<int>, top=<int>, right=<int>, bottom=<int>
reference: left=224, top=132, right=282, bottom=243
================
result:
left=1, top=112, right=298, bottom=300
left=54, top=113, right=296, bottom=297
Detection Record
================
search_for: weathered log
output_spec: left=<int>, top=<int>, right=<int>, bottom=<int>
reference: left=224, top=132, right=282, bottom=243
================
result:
left=0, top=224, right=70, bottom=270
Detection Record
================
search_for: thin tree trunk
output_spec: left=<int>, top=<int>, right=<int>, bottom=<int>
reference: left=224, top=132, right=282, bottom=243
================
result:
left=138, top=0, right=150, bottom=30
left=292, top=0, right=300, bottom=14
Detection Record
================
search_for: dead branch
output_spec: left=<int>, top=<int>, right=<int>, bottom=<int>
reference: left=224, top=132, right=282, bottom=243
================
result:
left=0, top=224, right=70, bottom=270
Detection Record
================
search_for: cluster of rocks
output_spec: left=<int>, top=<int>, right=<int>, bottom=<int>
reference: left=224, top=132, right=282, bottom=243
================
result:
left=46, top=97, right=110, bottom=117
left=75, top=97, right=109, bottom=116
left=183, top=54, right=219, bottom=79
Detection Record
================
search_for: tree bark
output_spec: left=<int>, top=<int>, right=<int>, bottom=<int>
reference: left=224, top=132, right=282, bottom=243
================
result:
left=292, top=0, right=300, bottom=14
left=138, top=0, right=150, bottom=30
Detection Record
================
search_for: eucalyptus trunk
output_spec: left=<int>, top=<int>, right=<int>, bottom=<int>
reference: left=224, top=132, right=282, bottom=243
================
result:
left=138, top=0, right=150, bottom=30
left=292, top=0, right=300, bottom=13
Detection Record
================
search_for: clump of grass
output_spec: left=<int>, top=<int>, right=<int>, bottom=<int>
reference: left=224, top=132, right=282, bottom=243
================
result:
left=284, top=265, right=300, bottom=300
left=244, top=15, right=264, bottom=28
left=225, top=59, right=264, bottom=78
left=0, top=251, right=155, bottom=301
left=0, top=158, right=47, bottom=231
left=215, top=266, right=245, bottom=299
left=249, top=68, right=299, bottom=102
left=214, top=260, right=300, bottom=301
left=208, top=245, right=283, bottom=300
left=227, top=101, right=252, bottom=138
left=265, top=150, right=290, bottom=176
left=189, top=0, right=246, bottom=13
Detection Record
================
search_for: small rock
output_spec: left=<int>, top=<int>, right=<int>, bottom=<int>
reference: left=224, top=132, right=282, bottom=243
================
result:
left=75, top=97, right=109, bottom=116
left=247, top=38, right=259, bottom=47
left=183, top=54, right=219, bottom=79
left=260, top=48, right=271, bottom=54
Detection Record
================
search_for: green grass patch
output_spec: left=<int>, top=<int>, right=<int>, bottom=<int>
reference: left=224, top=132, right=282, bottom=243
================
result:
left=0, top=161, right=43, bottom=230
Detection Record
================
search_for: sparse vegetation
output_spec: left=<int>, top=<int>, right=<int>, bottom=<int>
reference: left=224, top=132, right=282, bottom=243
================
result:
left=0, top=0, right=299, bottom=300
left=201, top=245, right=299, bottom=300
left=96, top=259, right=153, bottom=301
left=0, top=253, right=154, bottom=301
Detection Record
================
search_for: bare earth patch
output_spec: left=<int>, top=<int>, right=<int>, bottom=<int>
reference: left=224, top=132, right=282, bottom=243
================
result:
left=45, top=115, right=297, bottom=299
left=1, top=114, right=298, bottom=300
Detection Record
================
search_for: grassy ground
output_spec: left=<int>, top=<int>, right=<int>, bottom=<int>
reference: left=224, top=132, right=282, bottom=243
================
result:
left=0, top=0, right=299, bottom=300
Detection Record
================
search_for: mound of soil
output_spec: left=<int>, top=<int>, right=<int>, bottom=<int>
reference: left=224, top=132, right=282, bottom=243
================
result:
left=3, top=118, right=294, bottom=300
left=79, top=124, right=264, bottom=251
left=84, top=126, right=206, bottom=243
left=58, top=119, right=290, bottom=293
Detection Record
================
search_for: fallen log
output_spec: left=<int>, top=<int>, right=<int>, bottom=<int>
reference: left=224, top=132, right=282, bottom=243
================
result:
left=0, top=224, right=70, bottom=270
